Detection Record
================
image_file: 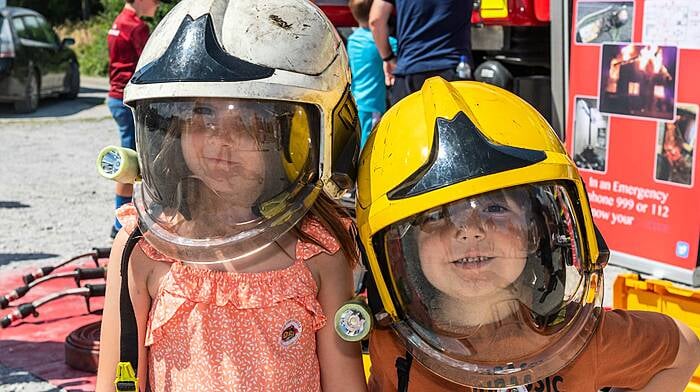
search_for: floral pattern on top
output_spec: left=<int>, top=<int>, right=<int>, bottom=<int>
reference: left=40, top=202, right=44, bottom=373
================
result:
left=115, top=204, right=349, bottom=392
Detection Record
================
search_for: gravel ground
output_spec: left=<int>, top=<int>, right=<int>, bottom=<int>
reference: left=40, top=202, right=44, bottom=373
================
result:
left=0, top=85, right=635, bottom=390
left=0, top=366, right=61, bottom=392
left=0, top=117, right=116, bottom=274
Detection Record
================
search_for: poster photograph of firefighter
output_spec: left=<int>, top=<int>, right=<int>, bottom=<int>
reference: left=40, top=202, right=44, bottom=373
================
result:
left=573, top=97, right=609, bottom=172
left=654, top=104, right=697, bottom=186
left=599, top=43, right=678, bottom=121
left=576, top=1, right=634, bottom=44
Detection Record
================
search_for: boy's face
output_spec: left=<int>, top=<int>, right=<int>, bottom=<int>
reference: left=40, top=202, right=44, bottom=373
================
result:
left=415, top=190, right=532, bottom=299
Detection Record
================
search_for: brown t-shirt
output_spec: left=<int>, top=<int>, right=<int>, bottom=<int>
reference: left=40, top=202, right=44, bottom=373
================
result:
left=368, top=310, right=680, bottom=392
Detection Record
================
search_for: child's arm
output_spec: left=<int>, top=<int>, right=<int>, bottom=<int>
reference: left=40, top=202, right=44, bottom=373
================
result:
left=96, top=230, right=153, bottom=392
left=312, top=251, right=368, bottom=392
left=609, top=319, right=700, bottom=392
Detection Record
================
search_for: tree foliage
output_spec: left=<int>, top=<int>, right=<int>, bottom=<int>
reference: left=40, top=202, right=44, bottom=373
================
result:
left=51, top=0, right=182, bottom=76
left=101, top=0, right=181, bottom=22
left=7, top=0, right=102, bottom=24
left=7, top=0, right=181, bottom=25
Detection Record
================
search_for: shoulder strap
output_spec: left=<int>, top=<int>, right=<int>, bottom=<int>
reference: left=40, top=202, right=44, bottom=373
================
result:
left=396, top=350, right=413, bottom=392
left=358, top=236, right=414, bottom=391
left=115, top=227, right=143, bottom=391
left=358, top=239, right=385, bottom=315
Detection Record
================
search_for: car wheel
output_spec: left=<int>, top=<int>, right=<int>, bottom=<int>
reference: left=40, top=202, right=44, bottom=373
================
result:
left=14, top=71, right=39, bottom=114
left=61, top=60, right=80, bottom=100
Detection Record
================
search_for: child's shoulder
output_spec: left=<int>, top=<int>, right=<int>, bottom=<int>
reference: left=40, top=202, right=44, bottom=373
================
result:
left=347, top=28, right=373, bottom=44
left=598, top=308, right=679, bottom=338
left=299, top=213, right=356, bottom=267
left=115, top=203, right=179, bottom=264
left=296, top=214, right=352, bottom=260
left=596, top=309, right=680, bottom=351
left=115, top=203, right=139, bottom=234
left=589, top=309, right=680, bottom=387
left=291, top=214, right=354, bottom=294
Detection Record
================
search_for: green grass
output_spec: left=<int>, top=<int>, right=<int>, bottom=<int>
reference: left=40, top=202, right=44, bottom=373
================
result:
left=71, top=16, right=112, bottom=77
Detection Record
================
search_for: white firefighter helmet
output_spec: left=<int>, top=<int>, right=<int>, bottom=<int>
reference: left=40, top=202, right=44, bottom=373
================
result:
left=123, top=0, right=360, bottom=264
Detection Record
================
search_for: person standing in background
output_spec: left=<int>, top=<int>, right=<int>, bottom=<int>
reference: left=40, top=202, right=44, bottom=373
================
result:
left=369, top=0, right=473, bottom=106
left=107, top=0, right=162, bottom=238
left=347, top=0, right=397, bottom=149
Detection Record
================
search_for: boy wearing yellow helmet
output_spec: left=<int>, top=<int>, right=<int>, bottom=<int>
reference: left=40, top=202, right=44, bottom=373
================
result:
left=355, top=77, right=700, bottom=391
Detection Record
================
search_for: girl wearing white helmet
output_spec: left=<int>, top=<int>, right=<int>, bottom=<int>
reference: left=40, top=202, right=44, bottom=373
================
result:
left=96, top=1, right=367, bottom=391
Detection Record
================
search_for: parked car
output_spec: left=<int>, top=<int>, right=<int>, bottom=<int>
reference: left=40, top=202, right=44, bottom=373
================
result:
left=0, top=7, right=80, bottom=113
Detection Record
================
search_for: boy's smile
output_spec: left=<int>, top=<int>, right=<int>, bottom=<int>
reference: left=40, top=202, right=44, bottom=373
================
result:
left=450, top=255, right=495, bottom=270
left=415, top=189, right=534, bottom=298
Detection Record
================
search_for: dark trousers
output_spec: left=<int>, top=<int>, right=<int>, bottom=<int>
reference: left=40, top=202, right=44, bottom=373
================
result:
left=389, top=68, right=460, bottom=106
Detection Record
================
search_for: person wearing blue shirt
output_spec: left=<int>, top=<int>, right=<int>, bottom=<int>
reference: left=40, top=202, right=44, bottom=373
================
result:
left=348, top=0, right=398, bottom=148
left=369, top=0, right=473, bottom=105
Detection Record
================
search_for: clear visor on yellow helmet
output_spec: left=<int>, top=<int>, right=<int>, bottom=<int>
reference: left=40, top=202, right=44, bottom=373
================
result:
left=375, top=182, right=603, bottom=387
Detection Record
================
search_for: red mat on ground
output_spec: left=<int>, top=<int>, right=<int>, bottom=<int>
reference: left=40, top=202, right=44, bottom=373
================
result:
left=0, top=258, right=106, bottom=391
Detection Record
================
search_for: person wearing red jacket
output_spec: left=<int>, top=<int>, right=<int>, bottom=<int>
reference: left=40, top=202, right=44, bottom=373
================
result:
left=107, top=0, right=162, bottom=238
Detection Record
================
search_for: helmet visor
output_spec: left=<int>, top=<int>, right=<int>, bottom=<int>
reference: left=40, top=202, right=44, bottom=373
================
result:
left=376, top=183, right=602, bottom=387
left=132, top=98, right=321, bottom=263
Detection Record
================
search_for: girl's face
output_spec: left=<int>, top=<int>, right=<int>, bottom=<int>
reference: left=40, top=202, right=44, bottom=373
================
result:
left=416, top=191, right=532, bottom=299
left=181, top=101, right=266, bottom=206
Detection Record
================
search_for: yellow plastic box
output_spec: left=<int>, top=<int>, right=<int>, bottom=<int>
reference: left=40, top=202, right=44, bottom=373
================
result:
left=613, top=273, right=700, bottom=392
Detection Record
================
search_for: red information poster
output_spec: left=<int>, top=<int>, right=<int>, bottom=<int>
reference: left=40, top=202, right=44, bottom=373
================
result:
left=567, top=0, right=700, bottom=285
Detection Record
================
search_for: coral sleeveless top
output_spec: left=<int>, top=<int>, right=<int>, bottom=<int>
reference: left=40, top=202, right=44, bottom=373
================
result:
left=117, top=205, right=341, bottom=392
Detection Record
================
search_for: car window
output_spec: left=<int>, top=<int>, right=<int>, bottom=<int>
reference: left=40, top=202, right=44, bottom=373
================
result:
left=12, top=17, right=29, bottom=39
left=21, top=16, right=42, bottom=42
left=20, top=16, right=54, bottom=44
left=0, top=16, right=10, bottom=51
left=36, top=16, right=59, bottom=45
